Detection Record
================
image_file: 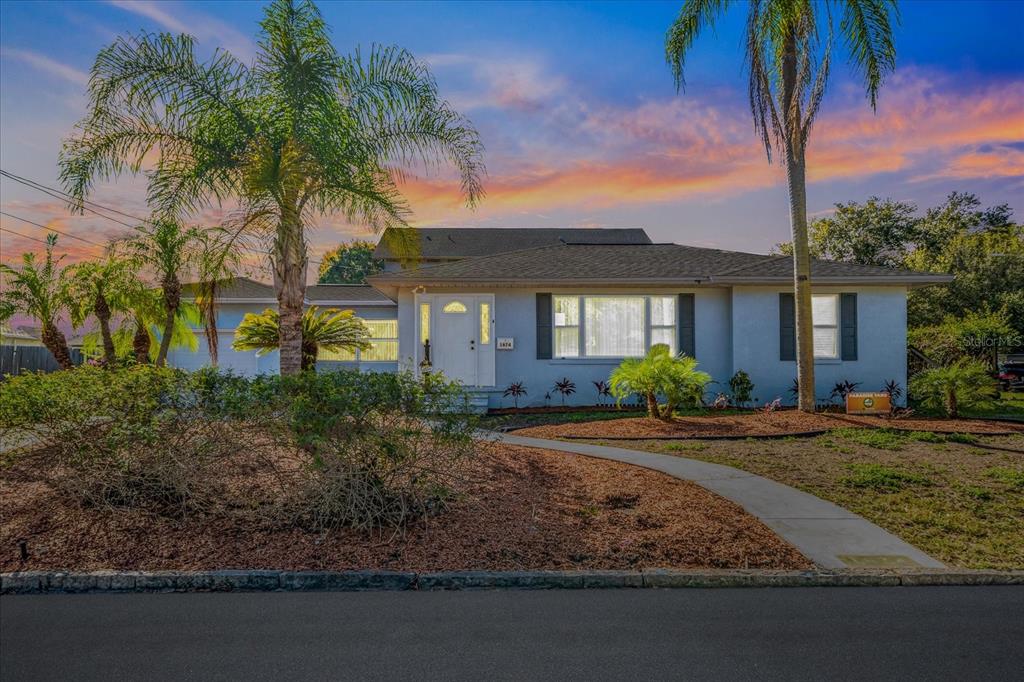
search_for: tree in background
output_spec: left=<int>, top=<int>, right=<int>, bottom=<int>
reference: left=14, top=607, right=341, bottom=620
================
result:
left=905, top=194, right=1022, bottom=336
left=318, top=240, right=383, bottom=284
left=69, top=253, right=141, bottom=366
left=60, top=0, right=484, bottom=376
left=774, top=197, right=919, bottom=268
left=0, top=234, right=76, bottom=368
left=115, top=220, right=202, bottom=367
left=666, top=0, right=899, bottom=411
left=193, top=228, right=247, bottom=367
left=232, top=306, right=370, bottom=371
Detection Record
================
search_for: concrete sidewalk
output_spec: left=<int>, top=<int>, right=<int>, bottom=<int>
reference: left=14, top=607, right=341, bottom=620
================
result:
left=487, top=432, right=944, bottom=570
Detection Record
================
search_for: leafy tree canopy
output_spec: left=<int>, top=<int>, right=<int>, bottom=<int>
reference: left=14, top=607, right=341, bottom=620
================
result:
left=317, top=240, right=383, bottom=284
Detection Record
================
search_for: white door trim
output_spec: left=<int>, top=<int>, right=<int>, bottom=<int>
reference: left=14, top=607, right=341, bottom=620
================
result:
left=414, top=293, right=495, bottom=387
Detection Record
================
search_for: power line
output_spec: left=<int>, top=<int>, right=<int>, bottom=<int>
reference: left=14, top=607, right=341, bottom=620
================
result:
left=0, top=226, right=53, bottom=246
left=0, top=169, right=326, bottom=265
left=0, top=211, right=107, bottom=247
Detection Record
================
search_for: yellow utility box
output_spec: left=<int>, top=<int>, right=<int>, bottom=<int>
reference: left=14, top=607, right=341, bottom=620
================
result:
left=846, top=392, right=891, bottom=415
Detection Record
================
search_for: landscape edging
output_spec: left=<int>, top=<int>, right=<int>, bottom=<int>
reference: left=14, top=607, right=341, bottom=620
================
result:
left=3, top=569, right=1022, bottom=594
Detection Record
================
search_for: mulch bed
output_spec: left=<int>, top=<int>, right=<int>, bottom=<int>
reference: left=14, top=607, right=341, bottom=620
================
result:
left=0, top=443, right=809, bottom=573
left=516, top=411, right=1024, bottom=440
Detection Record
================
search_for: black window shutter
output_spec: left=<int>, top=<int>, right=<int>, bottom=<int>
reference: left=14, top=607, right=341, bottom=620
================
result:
left=779, top=292, right=796, bottom=361
left=840, top=293, right=858, bottom=361
left=678, top=293, right=695, bottom=357
left=536, top=293, right=552, bottom=359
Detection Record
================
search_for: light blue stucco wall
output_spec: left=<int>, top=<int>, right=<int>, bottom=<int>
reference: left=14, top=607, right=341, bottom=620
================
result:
left=397, top=287, right=735, bottom=409
left=730, top=286, right=908, bottom=406
left=167, top=301, right=399, bottom=376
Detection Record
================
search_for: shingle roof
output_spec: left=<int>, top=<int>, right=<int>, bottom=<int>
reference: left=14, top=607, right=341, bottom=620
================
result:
left=306, top=284, right=395, bottom=305
left=181, top=276, right=276, bottom=300
left=181, top=276, right=395, bottom=305
left=373, top=227, right=652, bottom=260
left=369, top=243, right=952, bottom=287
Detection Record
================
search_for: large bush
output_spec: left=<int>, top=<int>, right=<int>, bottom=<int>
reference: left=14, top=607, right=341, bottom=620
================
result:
left=908, top=359, right=997, bottom=418
left=908, top=311, right=1014, bottom=368
left=0, top=365, right=476, bottom=529
left=609, top=345, right=711, bottom=421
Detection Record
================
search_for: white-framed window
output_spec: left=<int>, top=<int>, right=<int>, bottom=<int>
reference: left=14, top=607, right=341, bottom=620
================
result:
left=318, top=319, right=399, bottom=362
left=812, top=294, right=839, bottom=359
left=552, top=295, right=677, bottom=359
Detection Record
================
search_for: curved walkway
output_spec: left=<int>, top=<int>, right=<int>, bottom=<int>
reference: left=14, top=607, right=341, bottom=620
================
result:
left=484, top=431, right=944, bottom=570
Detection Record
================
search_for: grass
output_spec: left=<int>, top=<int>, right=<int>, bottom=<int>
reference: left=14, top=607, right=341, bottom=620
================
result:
left=914, top=392, right=1024, bottom=422
left=588, top=431, right=1024, bottom=570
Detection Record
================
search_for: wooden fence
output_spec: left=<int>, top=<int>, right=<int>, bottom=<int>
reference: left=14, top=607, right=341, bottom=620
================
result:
left=0, top=345, right=84, bottom=378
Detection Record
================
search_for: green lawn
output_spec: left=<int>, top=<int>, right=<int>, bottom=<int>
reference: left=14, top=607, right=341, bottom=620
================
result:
left=581, top=429, right=1024, bottom=570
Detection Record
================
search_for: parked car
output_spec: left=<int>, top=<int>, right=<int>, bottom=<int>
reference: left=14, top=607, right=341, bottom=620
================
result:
left=996, top=354, right=1024, bottom=392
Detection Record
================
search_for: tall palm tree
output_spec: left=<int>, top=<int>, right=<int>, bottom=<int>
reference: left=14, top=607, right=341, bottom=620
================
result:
left=69, top=252, right=140, bottom=365
left=666, top=0, right=898, bottom=411
left=0, top=234, right=76, bottom=369
left=232, top=306, right=371, bottom=371
left=59, top=0, right=485, bottom=375
left=115, top=219, right=202, bottom=366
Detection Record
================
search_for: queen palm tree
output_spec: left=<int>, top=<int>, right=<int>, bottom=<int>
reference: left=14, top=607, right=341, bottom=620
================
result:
left=69, top=253, right=140, bottom=365
left=666, top=0, right=898, bottom=411
left=0, top=234, right=76, bottom=368
left=115, top=219, right=202, bottom=366
left=193, top=228, right=247, bottom=367
left=232, top=306, right=371, bottom=371
left=59, top=0, right=484, bottom=375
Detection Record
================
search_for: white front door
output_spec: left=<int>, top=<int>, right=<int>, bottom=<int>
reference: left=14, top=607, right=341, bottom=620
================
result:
left=420, top=294, right=494, bottom=386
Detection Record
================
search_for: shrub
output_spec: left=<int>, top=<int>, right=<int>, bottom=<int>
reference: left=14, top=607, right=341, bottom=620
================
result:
left=909, top=359, right=997, bottom=418
left=553, top=377, right=576, bottom=406
left=0, top=365, right=477, bottom=530
left=608, top=345, right=711, bottom=421
left=829, top=380, right=861, bottom=404
left=728, top=370, right=754, bottom=407
left=908, top=311, right=1013, bottom=367
left=503, top=381, right=527, bottom=408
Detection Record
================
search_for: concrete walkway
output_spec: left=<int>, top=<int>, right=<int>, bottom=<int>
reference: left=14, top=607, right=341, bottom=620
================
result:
left=484, top=432, right=944, bottom=570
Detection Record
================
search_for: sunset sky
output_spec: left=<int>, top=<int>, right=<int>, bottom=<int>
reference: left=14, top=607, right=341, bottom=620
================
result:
left=1, top=0, right=1022, bottom=273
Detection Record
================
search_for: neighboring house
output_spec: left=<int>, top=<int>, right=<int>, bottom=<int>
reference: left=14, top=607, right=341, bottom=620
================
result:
left=171, top=227, right=952, bottom=410
left=0, top=324, right=44, bottom=347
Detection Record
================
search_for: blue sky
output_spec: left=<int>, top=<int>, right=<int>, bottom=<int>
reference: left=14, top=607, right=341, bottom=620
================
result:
left=1, top=0, right=1022, bottom=265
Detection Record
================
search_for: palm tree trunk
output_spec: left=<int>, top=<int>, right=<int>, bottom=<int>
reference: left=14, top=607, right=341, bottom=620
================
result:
left=94, top=292, right=117, bottom=366
left=273, top=206, right=308, bottom=376
left=156, top=276, right=180, bottom=366
left=646, top=392, right=659, bottom=419
left=202, top=282, right=219, bottom=367
left=782, top=32, right=816, bottom=413
left=133, top=318, right=150, bottom=364
left=41, top=322, right=74, bottom=370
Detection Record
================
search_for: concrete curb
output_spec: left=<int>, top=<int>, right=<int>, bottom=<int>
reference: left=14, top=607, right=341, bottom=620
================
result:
left=3, top=569, right=1022, bottom=594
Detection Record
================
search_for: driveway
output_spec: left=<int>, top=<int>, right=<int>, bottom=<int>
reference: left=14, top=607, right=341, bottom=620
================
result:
left=3, top=587, right=1022, bottom=681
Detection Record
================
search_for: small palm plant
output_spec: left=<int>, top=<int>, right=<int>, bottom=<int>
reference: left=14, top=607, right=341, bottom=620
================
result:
left=233, top=306, right=371, bottom=371
left=609, top=344, right=711, bottom=421
left=909, top=360, right=996, bottom=418
left=593, top=380, right=612, bottom=406
left=830, top=380, right=862, bottom=405
left=881, top=379, right=904, bottom=416
left=0, top=234, right=76, bottom=369
left=503, top=381, right=528, bottom=409
left=553, top=377, right=576, bottom=406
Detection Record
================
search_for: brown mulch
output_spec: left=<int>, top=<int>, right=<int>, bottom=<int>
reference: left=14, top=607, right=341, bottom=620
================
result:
left=0, top=444, right=809, bottom=572
left=516, top=411, right=1024, bottom=440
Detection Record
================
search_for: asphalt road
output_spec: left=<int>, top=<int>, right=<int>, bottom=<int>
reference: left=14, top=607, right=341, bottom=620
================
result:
left=2, top=587, right=1022, bottom=681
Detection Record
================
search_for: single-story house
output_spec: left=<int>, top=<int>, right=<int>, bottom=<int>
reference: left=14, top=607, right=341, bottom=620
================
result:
left=172, top=227, right=952, bottom=410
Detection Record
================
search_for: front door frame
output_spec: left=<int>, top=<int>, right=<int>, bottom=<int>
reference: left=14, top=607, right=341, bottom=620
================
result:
left=414, top=292, right=495, bottom=387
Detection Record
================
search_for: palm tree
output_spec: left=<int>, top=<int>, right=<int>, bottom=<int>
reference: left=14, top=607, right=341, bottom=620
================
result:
left=666, top=0, right=898, bottom=411
left=59, top=0, right=485, bottom=376
left=0, top=234, right=76, bottom=368
left=82, top=288, right=200, bottom=365
left=193, top=228, right=246, bottom=367
left=69, top=253, right=140, bottom=365
left=115, top=220, right=201, bottom=366
left=232, top=306, right=371, bottom=371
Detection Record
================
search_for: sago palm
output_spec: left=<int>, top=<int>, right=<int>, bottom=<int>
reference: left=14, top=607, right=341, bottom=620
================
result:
left=115, top=219, right=202, bottom=366
left=232, top=306, right=371, bottom=371
left=0, top=234, right=76, bottom=369
left=666, top=0, right=898, bottom=411
left=59, top=0, right=485, bottom=376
